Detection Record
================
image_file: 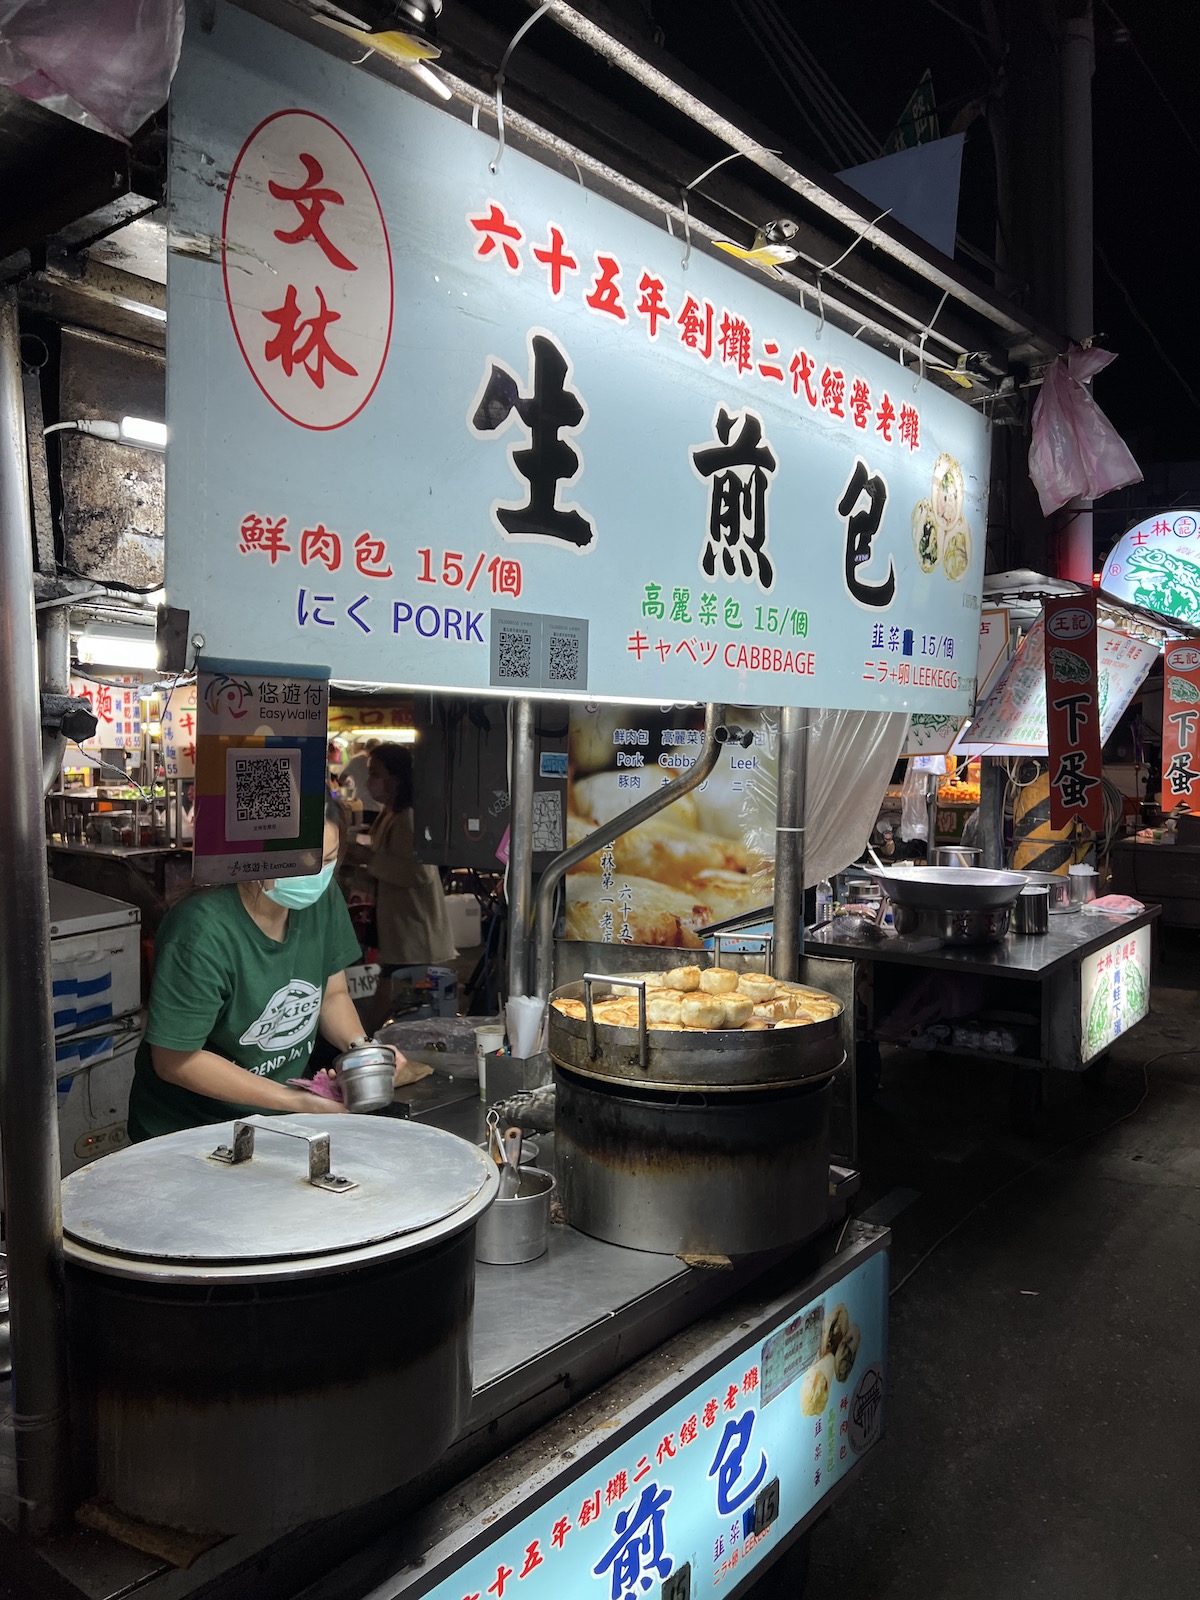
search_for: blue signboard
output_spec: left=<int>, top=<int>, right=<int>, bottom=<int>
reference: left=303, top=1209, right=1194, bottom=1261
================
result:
left=396, top=1248, right=887, bottom=1600
left=168, top=2, right=988, bottom=711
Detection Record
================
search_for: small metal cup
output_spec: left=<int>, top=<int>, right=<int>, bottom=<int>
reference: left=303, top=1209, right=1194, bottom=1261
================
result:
left=1015, top=886, right=1049, bottom=935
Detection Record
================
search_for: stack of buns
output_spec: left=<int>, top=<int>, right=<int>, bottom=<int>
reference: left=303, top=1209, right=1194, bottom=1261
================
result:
left=552, top=966, right=840, bottom=1033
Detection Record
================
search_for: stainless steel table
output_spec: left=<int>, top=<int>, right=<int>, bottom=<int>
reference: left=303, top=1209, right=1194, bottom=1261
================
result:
left=806, top=905, right=1160, bottom=1129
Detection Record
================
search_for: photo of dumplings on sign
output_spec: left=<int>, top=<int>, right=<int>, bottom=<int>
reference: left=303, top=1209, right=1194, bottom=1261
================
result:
left=799, top=1301, right=862, bottom=1417
left=911, top=453, right=972, bottom=584
left=564, top=704, right=778, bottom=948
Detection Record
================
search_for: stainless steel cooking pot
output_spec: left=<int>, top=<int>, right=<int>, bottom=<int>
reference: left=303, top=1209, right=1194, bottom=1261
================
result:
left=61, top=1114, right=498, bottom=1534
left=548, top=973, right=843, bottom=1093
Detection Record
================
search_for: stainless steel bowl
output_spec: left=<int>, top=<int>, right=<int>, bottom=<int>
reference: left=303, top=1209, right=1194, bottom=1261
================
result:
left=891, top=903, right=1013, bottom=944
left=867, top=865, right=1027, bottom=911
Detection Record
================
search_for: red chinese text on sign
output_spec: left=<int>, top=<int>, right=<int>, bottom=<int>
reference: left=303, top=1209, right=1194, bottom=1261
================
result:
left=1161, top=642, right=1200, bottom=805
left=1044, top=593, right=1104, bottom=831
left=222, top=109, right=393, bottom=430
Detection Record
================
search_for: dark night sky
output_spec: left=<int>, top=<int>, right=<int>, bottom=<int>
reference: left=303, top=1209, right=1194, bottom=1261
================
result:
left=647, top=0, right=1200, bottom=474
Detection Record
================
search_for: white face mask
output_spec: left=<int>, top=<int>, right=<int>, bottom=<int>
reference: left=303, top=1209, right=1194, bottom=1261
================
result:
left=263, top=860, right=335, bottom=909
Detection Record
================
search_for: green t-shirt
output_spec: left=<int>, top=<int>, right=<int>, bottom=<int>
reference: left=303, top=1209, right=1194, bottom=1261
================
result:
left=128, top=882, right=361, bottom=1141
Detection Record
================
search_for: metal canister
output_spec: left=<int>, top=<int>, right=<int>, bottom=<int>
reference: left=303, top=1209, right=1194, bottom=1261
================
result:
left=1015, top=886, right=1050, bottom=935
left=334, top=1042, right=396, bottom=1112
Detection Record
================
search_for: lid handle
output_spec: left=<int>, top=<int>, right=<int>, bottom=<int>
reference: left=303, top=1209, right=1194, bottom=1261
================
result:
left=583, top=973, right=648, bottom=1070
left=208, top=1117, right=359, bottom=1194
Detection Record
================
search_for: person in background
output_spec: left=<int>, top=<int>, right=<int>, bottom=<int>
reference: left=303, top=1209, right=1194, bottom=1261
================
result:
left=365, top=742, right=457, bottom=1032
left=128, top=798, right=406, bottom=1140
left=339, top=738, right=382, bottom=820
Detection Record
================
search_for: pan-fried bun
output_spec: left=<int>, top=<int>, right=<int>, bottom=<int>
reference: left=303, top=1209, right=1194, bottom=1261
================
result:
left=681, top=994, right=726, bottom=1028
left=664, top=965, right=702, bottom=991
left=722, top=994, right=754, bottom=1027
left=737, top=972, right=777, bottom=1002
left=699, top=967, right=739, bottom=995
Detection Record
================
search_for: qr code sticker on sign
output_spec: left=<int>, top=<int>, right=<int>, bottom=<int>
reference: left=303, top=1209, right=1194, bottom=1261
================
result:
left=225, top=747, right=302, bottom=841
left=547, top=631, right=580, bottom=684
left=494, top=619, right=534, bottom=685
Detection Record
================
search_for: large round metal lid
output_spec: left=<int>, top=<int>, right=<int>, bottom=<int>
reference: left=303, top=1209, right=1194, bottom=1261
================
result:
left=61, top=1115, right=498, bottom=1282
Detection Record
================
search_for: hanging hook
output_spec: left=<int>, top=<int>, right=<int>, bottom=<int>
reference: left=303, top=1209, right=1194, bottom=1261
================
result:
left=914, top=287, right=950, bottom=392
left=676, top=148, right=780, bottom=271
left=490, top=3, right=552, bottom=173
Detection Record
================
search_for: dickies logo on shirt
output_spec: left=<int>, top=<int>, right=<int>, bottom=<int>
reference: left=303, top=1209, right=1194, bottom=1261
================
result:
left=239, top=980, right=322, bottom=1052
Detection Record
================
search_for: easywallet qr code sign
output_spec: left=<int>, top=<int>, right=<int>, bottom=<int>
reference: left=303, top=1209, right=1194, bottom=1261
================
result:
left=193, top=660, right=330, bottom=887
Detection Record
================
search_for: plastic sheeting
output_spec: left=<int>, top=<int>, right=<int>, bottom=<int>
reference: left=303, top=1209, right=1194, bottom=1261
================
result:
left=0, top=0, right=183, bottom=142
left=802, top=707, right=910, bottom=885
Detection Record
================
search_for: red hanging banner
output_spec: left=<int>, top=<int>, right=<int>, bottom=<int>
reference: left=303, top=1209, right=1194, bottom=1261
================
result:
left=1044, top=593, right=1104, bottom=832
left=1161, top=640, right=1200, bottom=808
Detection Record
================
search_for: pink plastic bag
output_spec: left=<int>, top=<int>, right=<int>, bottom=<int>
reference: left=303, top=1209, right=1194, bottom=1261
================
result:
left=0, top=0, right=183, bottom=142
left=1028, top=345, right=1142, bottom=517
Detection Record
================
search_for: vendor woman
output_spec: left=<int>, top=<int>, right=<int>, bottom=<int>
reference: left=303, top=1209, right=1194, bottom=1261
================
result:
left=128, top=800, right=405, bottom=1141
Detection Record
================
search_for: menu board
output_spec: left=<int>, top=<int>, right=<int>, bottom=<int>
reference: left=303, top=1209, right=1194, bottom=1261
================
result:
left=68, top=677, right=143, bottom=753
left=959, top=619, right=1157, bottom=757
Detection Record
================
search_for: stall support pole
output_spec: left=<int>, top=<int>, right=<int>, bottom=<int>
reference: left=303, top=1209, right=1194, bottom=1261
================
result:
left=926, top=771, right=939, bottom=860
left=0, top=291, right=72, bottom=1535
left=38, top=604, right=69, bottom=797
left=774, top=705, right=809, bottom=981
left=508, top=698, right=536, bottom=999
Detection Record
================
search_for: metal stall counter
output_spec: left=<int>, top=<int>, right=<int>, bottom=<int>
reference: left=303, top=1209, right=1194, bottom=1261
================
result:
left=0, top=1063, right=888, bottom=1600
left=807, top=903, right=1160, bottom=1128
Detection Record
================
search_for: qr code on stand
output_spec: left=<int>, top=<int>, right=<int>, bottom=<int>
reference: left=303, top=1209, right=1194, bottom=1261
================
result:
left=225, top=747, right=302, bottom=840
left=496, top=622, right=534, bottom=683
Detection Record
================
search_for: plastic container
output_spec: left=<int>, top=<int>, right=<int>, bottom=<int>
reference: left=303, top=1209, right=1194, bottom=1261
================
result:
left=444, top=895, right=482, bottom=948
left=474, top=1167, right=555, bottom=1264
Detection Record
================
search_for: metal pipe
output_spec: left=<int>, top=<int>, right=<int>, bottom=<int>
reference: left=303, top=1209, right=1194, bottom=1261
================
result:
left=926, top=770, right=939, bottom=860
left=532, top=702, right=724, bottom=1002
left=773, top=705, right=809, bottom=980
left=507, top=697, right=536, bottom=999
left=38, top=604, right=70, bottom=797
left=0, top=290, right=72, bottom=1535
left=1059, top=1, right=1095, bottom=583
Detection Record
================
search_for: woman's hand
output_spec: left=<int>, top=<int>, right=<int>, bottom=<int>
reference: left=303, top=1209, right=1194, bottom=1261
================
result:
left=371, top=1042, right=409, bottom=1087
left=285, top=1078, right=348, bottom=1112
